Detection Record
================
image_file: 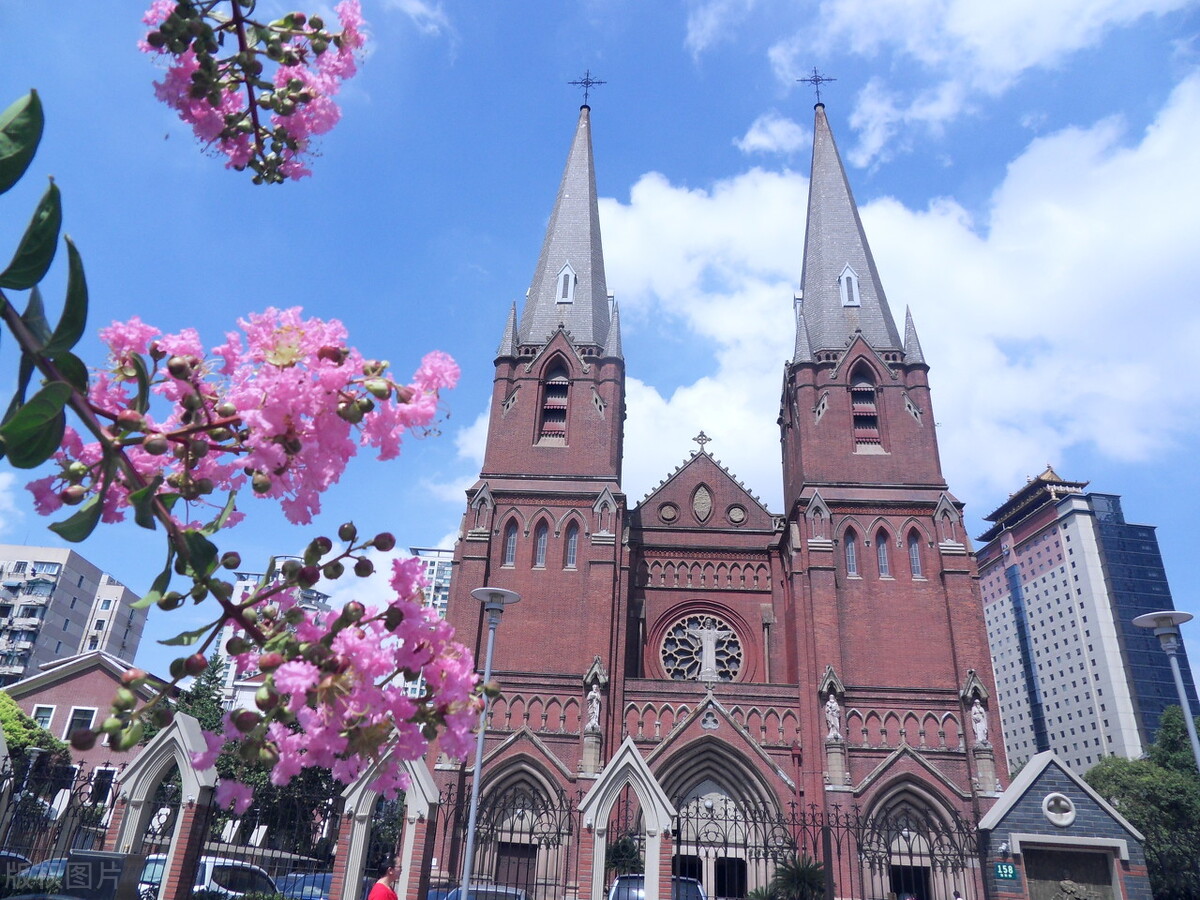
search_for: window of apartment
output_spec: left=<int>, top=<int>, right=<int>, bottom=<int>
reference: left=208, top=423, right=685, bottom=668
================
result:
left=94, top=619, right=105, bottom=631
left=100, top=598, right=112, bottom=611
left=87, top=636, right=99, bottom=651
left=91, top=767, right=117, bottom=804
left=31, top=562, right=61, bottom=576
left=10, top=561, right=27, bottom=574
left=63, top=707, right=96, bottom=740
left=32, top=705, right=54, bottom=729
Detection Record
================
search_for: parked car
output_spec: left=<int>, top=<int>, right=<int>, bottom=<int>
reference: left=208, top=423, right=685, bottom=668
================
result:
left=138, top=854, right=277, bottom=898
left=0, top=850, right=31, bottom=879
left=14, top=858, right=69, bottom=882
left=607, top=875, right=707, bottom=900
left=442, top=885, right=529, bottom=900
left=276, top=869, right=374, bottom=900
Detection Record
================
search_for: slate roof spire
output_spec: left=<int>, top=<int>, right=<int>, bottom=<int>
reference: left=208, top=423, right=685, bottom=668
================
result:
left=794, top=103, right=902, bottom=362
left=517, top=104, right=613, bottom=352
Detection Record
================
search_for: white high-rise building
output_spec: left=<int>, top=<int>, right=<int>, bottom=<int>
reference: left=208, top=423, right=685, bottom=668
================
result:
left=977, top=468, right=1199, bottom=774
left=0, top=544, right=146, bottom=685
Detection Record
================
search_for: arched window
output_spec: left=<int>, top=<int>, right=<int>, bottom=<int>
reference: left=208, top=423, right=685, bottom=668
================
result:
left=908, top=532, right=923, bottom=578
left=502, top=521, right=518, bottom=567
left=845, top=530, right=859, bottom=577
left=564, top=522, right=579, bottom=569
left=538, top=362, right=570, bottom=445
left=850, top=366, right=881, bottom=451
left=557, top=263, right=576, bottom=303
left=839, top=265, right=860, bottom=307
left=876, top=529, right=891, bottom=577
left=533, top=521, right=549, bottom=568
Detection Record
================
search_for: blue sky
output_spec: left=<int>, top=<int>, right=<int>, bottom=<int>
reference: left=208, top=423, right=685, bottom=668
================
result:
left=1, top=1, right=1199, bottom=677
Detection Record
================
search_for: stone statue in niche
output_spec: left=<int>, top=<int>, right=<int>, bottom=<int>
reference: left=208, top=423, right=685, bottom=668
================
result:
left=824, top=691, right=842, bottom=741
left=585, top=683, right=602, bottom=732
left=971, top=698, right=989, bottom=745
left=687, top=619, right=734, bottom=682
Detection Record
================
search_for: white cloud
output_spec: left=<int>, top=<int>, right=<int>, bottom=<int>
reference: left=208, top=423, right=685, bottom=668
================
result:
left=685, top=0, right=756, bottom=56
left=599, top=74, right=1200, bottom=513
left=767, top=0, right=1190, bottom=163
left=384, top=0, right=453, bottom=37
left=734, top=112, right=810, bottom=156
left=0, top=473, right=21, bottom=537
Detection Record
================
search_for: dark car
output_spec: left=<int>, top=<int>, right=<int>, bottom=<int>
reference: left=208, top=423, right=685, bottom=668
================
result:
left=0, top=850, right=31, bottom=879
left=608, top=875, right=707, bottom=900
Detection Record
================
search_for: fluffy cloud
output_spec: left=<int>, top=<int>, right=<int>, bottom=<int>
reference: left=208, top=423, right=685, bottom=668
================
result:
left=765, top=0, right=1190, bottom=163
left=735, top=112, right=810, bottom=155
left=685, top=0, right=757, bottom=56
left=383, top=0, right=453, bottom=37
left=591, top=74, right=1200, bottom=514
left=0, top=474, right=20, bottom=536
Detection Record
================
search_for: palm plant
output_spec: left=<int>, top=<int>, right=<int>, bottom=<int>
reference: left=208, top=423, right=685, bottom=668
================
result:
left=770, top=852, right=826, bottom=900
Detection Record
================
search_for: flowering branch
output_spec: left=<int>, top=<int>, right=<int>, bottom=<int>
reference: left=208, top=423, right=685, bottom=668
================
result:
left=0, top=91, right=480, bottom=804
left=140, top=0, right=367, bottom=183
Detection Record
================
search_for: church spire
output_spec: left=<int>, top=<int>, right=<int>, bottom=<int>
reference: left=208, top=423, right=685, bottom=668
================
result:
left=794, top=104, right=902, bottom=362
left=517, top=105, right=612, bottom=350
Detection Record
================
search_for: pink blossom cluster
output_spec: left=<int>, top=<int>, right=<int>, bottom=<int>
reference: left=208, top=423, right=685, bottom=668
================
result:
left=193, top=558, right=480, bottom=801
left=28, top=308, right=459, bottom=526
left=139, top=0, right=368, bottom=180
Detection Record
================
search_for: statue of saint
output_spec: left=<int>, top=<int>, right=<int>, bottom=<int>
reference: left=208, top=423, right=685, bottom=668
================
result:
left=971, top=698, right=989, bottom=745
left=585, top=683, right=602, bottom=732
left=686, top=619, right=734, bottom=681
left=824, top=691, right=842, bottom=741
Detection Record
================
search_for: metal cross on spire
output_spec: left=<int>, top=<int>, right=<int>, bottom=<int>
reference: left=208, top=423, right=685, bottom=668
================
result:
left=569, top=70, right=607, bottom=105
left=797, top=67, right=836, bottom=104
left=693, top=431, right=712, bottom=450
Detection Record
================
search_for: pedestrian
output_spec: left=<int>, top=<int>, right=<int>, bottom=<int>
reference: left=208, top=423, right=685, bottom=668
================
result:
left=368, top=858, right=401, bottom=900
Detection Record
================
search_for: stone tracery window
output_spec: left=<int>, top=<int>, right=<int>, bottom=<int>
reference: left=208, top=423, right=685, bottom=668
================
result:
left=660, top=613, right=743, bottom=682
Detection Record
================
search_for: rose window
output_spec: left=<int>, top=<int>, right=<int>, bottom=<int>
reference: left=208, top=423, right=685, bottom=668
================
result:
left=660, top=613, right=743, bottom=682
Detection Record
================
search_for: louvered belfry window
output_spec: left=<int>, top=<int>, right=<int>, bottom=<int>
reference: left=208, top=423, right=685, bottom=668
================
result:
left=850, top=369, right=881, bottom=449
left=538, top=362, right=570, bottom=444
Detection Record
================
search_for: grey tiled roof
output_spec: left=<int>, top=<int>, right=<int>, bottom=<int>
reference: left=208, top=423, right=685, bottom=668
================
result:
left=518, top=105, right=613, bottom=351
left=795, top=105, right=902, bottom=361
left=496, top=302, right=518, bottom=358
left=603, top=301, right=623, bottom=358
left=793, top=302, right=813, bottom=363
left=903, top=307, right=925, bottom=364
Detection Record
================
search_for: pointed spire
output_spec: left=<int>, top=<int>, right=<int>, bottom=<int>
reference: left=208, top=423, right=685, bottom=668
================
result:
left=793, top=300, right=813, bottom=363
left=518, top=105, right=611, bottom=349
left=903, top=306, right=925, bottom=365
left=603, top=299, right=623, bottom=358
left=496, top=302, right=518, bottom=359
left=795, top=104, right=902, bottom=362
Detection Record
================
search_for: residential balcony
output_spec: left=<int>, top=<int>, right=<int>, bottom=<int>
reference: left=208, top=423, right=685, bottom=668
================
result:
left=11, top=616, right=42, bottom=629
left=0, top=663, right=25, bottom=676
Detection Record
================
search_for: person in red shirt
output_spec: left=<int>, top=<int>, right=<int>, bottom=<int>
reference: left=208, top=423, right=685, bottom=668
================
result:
left=367, top=858, right=400, bottom=900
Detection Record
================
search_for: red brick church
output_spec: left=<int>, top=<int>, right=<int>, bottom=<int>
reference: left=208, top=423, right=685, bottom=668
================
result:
left=435, top=100, right=1004, bottom=900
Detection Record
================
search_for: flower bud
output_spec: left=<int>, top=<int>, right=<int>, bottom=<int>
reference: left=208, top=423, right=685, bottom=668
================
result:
left=144, top=435, right=170, bottom=455
left=231, top=709, right=260, bottom=733
left=365, top=378, right=391, bottom=399
left=113, top=687, right=138, bottom=711
left=101, top=716, right=124, bottom=734
left=169, top=658, right=186, bottom=680
left=60, top=485, right=87, bottom=506
left=252, top=472, right=272, bottom=494
left=158, top=591, right=184, bottom=611
left=322, top=560, right=345, bottom=580
left=259, top=652, right=284, bottom=672
left=113, top=721, right=144, bottom=752
left=280, top=559, right=302, bottom=580
left=184, top=653, right=208, bottom=676
left=395, top=385, right=416, bottom=404
left=336, top=401, right=364, bottom=424
left=354, top=558, right=375, bottom=578
left=317, top=345, right=349, bottom=365
left=372, top=532, right=396, bottom=552
left=70, top=728, right=97, bottom=751
left=342, top=601, right=366, bottom=622
left=255, top=684, right=280, bottom=711
left=117, top=408, right=145, bottom=432
left=297, top=565, right=320, bottom=588
left=120, top=668, right=148, bottom=687
left=221, top=551, right=242, bottom=570
left=167, top=356, right=193, bottom=380
left=338, top=522, right=357, bottom=542
left=226, top=636, right=249, bottom=656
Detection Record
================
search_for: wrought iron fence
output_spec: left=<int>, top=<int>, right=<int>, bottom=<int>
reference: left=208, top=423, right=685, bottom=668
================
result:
left=0, top=759, right=122, bottom=868
left=417, top=783, right=983, bottom=900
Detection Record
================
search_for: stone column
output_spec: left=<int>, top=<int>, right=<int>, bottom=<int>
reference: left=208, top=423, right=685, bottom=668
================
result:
left=825, top=740, right=849, bottom=788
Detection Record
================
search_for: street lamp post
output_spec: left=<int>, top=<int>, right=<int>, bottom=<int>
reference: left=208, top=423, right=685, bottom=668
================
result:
left=460, top=587, right=521, bottom=900
left=1132, top=610, right=1200, bottom=773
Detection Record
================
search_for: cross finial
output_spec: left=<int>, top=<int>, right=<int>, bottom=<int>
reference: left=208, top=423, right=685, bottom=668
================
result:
left=692, top=431, right=712, bottom=450
left=797, top=67, right=836, bottom=105
left=569, top=70, right=606, bottom=106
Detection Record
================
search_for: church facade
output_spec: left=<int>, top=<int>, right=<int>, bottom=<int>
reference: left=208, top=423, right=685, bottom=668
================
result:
left=435, top=100, right=1005, bottom=900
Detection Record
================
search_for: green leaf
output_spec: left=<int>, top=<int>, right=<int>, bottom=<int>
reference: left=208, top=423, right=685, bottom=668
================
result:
left=132, top=558, right=174, bottom=610
left=21, top=284, right=50, bottom=345
left=158, top=619, right=221, bottom=647
left=41, top=236, right=87, bottom=356
left=0, top=180, right=61, bottom=290
left=0, top=92, right=43, bottom=195
left=129, top=475, right=164, bottom=531
left=0, top=380, right=69, bottom=468
left=131, top=353, right=151, bottom=414
left=51, top=351, right=88, bottom=394
left=202, top=491, right=238, bottom=536
left=181, top=530, right=219, bottom=578
left=48, top=494, right=102, bottom=543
